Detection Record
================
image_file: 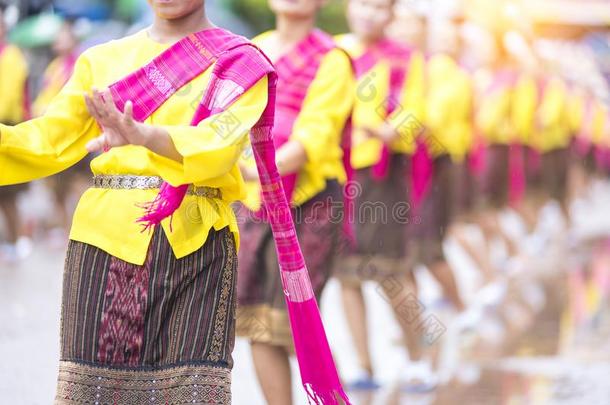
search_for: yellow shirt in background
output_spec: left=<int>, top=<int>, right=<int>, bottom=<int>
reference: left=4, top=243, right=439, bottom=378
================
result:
left=591, top=100, right=608, bottom=147
left=242, top=31, right=354, bottom=210
left=534, top=77, right=571, bottom=152
left=32, top=55, right=75, bottom=117
left=0, top=44, right=28, bottom=124
left=337, top=34, right=422, bottom=170
left=567, top=87, right=585, bottom=136
left=0, top=30, right=268, bottom=265
left=425, top=54, right=474, bottom=161
left=474, top=69, right=515, bottom=145
left=511, top=74, right=538, bottom=146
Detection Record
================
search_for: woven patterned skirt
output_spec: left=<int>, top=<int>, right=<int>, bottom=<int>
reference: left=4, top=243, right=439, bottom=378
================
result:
left=541, top=147, right=569, bottom=203
left=408, top=155, right=452, bottom=267
left=477, top=144, right=510, bottom=209
left=525, top=147, right=569, bottom=202
left=55, top=226, right=237, bottom=405
left=336, top=154, right=414, bottom=283
left=450, top=159, right=477, bottom=219
left=236, top=182, right=342, bottom=348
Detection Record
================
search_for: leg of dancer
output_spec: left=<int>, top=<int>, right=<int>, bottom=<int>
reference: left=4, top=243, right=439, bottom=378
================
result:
left=336, top=0, right=430, bottom=390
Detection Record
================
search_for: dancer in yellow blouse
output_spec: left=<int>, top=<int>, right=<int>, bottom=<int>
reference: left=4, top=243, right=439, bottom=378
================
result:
left=336, top=0, right=449, bottom=392
left=32, top=19, right=79, bottom=116
left=535, top=75, right=571, bottom=217
left=33, top=19, right=90, bottom=237
left=0, top=4, right=29, bottom=263
left=235, top=1, right=354, bottom=404
left=0, top=1, right=275, bottom=402
left=410, top=17, right=467, bottom=314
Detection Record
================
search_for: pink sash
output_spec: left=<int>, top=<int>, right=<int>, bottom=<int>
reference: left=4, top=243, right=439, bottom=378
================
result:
left=411, top=137, right=433, bottom=208
left=107, top=28, right=349, bottom=405
left=493, top=70, right=524, bottom=206
left=272, top=29, right=337, bottom=204
left=353, top=39, right=411, bottom=180
left=410, top=54, right=432, bottom=208
left=508, top=144, right=525, bottom=206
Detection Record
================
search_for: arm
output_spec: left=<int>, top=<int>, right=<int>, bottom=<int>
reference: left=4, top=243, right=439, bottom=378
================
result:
left=275, top=140, right=307, bottom=177
left=84, top=90, right=183, bottom=163
left=280, top=49, right=355, bottom=175
left=150, top=76, right=269, bottom=186
left=386, top=52, right=426, bottom=146
left=0, top=52, right=96, bottom=185
left=85, top=77, right=268, bottom=186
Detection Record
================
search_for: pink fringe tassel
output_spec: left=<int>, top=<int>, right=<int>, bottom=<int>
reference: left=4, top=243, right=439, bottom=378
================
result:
left=340, top=120, right=357, bottom=248
left=371, top=145, right=391, bottom=181
left=287, top=299, right=351, bottom=405
left=136, top=182, right=189, bottom=232
left=411, top=139, right=434, bottom=209
left=468, top=140, right=487, bottom=178
left=508, top=144, right=525, bottom=207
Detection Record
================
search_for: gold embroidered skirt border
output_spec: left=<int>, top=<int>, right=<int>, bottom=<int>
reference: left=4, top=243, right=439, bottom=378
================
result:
left=55, top=361, right=231, bottom=405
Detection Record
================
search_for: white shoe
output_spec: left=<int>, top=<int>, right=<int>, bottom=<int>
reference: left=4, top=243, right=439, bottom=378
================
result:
left=15, top=236, right=33, bottom=259
left=401, top=360, right=438, bottom=393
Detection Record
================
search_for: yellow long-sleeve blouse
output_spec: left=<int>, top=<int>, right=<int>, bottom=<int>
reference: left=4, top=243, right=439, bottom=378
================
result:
left=0, top=30, right=269, bottom=265
left=242, top=31, right=355, bottom=210
left=0, top=44, right=28, bottom=124
left=425, top=54, right=473, bottom=161
left=336, top=34, right=423, bottom=170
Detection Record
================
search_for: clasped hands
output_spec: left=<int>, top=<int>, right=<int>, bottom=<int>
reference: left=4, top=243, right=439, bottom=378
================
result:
left=84, top=88, right=182, bottom=162
left=84, top=88, right=151, bottom=153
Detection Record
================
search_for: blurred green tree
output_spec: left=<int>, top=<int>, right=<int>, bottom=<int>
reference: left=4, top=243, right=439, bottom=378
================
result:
left=221, top=0, right=348, bottom=35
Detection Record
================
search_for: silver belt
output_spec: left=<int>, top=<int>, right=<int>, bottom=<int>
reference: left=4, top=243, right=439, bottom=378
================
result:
left=92, top=175, right=222, bottom=199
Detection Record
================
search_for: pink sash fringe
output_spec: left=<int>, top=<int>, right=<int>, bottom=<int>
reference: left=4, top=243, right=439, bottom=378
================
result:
left=468, top=138, right=487, bottom=178
left=508, top=144, right=525, bottom=206
left=411, top=138, right=434, bottom=208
